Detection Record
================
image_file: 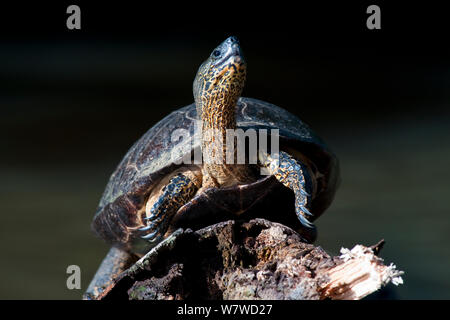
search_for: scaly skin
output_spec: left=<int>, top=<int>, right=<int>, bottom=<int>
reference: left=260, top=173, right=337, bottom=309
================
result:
left=139, top=171, right=200, bottom=243
left=259, top=150, right=317, bottom=237
left=193, top=36, right=254, bottom=188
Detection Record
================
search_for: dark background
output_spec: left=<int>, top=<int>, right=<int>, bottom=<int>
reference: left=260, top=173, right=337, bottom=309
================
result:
left=0, top=2, right=449, bottom=299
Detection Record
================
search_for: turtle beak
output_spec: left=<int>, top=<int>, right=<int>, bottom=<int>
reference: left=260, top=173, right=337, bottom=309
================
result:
left=224, top=36, right=245, bottom=65
left=223, top=36, right=239, bottom=48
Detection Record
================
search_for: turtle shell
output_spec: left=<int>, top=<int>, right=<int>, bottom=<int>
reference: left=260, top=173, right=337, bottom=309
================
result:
left=92, top=97, right=339, bottom=252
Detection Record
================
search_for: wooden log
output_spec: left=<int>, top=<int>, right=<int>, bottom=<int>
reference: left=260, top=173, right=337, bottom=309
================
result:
left=84, top=219, right=403, bottom=300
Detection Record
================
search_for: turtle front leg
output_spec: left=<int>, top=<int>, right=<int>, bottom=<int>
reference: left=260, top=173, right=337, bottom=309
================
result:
left=139, top=168, right=201, bottom=243
left=259, top=150, right=317, bottom=241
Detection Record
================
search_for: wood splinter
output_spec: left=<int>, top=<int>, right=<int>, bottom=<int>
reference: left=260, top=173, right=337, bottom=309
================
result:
left=318, top=241, right=404, bottom=300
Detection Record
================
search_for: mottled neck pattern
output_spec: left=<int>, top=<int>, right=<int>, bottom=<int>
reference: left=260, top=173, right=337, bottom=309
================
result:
left=193, top=37, right=252, bottom=186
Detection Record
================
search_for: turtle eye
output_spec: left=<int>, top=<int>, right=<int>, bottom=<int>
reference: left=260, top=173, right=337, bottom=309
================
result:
left=212, top=50, right=222, bottom=58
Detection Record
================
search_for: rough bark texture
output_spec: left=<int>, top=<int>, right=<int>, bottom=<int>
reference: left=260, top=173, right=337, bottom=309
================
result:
left=89, top=219, right=403, bottom=300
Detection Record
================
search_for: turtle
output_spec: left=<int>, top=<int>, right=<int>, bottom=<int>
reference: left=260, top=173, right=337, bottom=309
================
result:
left=86, top=36, right=339, bottom=298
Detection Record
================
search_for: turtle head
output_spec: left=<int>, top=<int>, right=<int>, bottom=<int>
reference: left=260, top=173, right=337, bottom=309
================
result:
left=193, top=36, right=247, bottom=115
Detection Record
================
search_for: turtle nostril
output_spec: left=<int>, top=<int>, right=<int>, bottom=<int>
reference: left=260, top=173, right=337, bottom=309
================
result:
left=229, top=36, right=238, bottom=44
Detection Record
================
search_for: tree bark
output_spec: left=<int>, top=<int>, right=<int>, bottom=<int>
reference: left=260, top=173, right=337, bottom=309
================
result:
left=84, top=218, right=403, bottom=300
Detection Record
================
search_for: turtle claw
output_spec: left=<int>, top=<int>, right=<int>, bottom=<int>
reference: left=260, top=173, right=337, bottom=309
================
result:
left=144, top=214, right=160, bottom=222
left=140, top=217, right=168, bottom=242
left=141, top=229, right=161, bottom=242
left=144, top=214, right=165, bottom=226
left=138, top=225, right=152, bottom=232
left=140, top=215, right=168, bottom=241
left=300, top=206, right=313, bottom=217
left=298, top=213, right=315, bottom=229
left=295, top=203, right=315, bottom=229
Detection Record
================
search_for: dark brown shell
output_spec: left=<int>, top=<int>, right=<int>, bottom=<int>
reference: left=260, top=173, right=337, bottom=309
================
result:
left=92, top=97, right=340, bottom=251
